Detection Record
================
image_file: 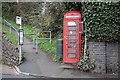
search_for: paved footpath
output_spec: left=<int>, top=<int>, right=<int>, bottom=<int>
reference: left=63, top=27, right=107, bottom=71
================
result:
left=18, top=38, right=118, bottom=78
left=19, top=38, right=92, bottom=78
left=3, top=24, right=118, bottom=78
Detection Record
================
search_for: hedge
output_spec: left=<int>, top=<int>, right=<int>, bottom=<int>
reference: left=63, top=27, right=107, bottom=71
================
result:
left=82, top=2, right=120, bottom=42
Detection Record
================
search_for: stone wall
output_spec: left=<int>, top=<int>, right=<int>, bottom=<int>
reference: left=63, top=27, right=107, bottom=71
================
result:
left=106, top=43, right=118, bottom=74
left=2, top=34, right=19, bottom=66
left=88, top=41, right=119, bottom=74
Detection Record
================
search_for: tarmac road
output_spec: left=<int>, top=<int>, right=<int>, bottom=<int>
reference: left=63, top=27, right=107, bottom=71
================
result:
left=0, top=64, right=35, bottom=78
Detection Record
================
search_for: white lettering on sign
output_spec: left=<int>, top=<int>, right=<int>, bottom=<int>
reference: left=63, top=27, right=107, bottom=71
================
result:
left=16, top=16, right=22, bottom=25
left=66, top=15, right=79, bottom=18
left=68, top=22, right=76, bottom=26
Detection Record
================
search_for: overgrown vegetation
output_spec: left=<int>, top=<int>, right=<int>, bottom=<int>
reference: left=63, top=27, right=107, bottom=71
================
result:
left=29, top=2, right=66, bottom=37
left=82, top=2, right=120, bottom=42
left=3, top=2, right=119, bottom=42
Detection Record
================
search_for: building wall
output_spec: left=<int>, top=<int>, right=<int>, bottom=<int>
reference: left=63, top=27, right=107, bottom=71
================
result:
left=88, top=41, right=118, bottom=74
left=106, top=43, right=118, bottom=74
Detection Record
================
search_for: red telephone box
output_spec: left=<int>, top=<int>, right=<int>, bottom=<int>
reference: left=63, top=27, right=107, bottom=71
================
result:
left=63, top=11, right=82, bottom=64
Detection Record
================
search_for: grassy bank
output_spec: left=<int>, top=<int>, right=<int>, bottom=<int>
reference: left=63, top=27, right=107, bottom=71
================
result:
left=3, top=27, right=18, bottom=46
left=5, top=19, right=58, bottom=61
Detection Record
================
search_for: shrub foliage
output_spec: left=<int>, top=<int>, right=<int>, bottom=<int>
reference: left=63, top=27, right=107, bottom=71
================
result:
left=82, top=2, right=120, bottom=42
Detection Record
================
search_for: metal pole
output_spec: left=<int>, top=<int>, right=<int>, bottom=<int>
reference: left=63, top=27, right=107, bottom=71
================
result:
left=20, top=25, right=22, bottom=29
left=50, top=31, right=51, bottom=44
left=83, top=21, right=87, bottom=60
left=33, top=37, right=35, bottom=48
left=3, top=20, right=5, bottom=25
left=19, top=45, right=22, bottom=64
left=35, top=33, right=38, bottom=54
left=84, top=34, right=87, bottom=60
left=10, top=25, right=12, bottom=33
left=17, top=32, right=19, bottom=47
left=19, top=16, right=22, bottom=64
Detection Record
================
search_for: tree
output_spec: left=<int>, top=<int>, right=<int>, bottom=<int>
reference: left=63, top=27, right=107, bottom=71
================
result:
left=2, top=2, right=39, bottom=24
left=29, top=2, right=66, bottom=37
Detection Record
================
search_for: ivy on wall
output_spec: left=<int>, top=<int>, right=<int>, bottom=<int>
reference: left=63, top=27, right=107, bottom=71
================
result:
left=77, top=2, right=120, bottom=71
left=82, top=2, right=120, bottom=42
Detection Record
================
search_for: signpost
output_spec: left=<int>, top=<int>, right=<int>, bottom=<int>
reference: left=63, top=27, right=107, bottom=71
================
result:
left=16, top=16, right=23, bottom=64
left=19, top=29, right=24, bottom=45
